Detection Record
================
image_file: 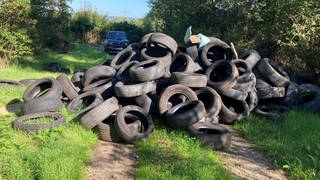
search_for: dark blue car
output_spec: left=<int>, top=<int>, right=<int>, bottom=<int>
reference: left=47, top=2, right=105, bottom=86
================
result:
left=104, top=31, right=129, bottom=54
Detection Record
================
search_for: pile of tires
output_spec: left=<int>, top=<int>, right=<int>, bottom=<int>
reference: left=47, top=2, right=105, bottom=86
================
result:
left=11, top=32, right=320, bottom=151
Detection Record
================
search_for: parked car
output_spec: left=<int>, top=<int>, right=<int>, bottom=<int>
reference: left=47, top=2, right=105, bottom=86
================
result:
left=103, top=31, right=129, bottom=54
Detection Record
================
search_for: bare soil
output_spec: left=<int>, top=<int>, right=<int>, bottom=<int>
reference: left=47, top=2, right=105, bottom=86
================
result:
left=217, top=125, right=287, bottom=180
left=85, top=140, right=137, bottom=180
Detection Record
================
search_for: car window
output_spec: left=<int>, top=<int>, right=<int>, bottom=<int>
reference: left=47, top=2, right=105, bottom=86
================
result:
left=108, top=32, right=127, bottom=40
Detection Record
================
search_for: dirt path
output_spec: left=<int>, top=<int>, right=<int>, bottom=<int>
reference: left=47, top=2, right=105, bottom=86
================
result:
left=85, top=140, right=137, bottom=180
left=217, top=125, right=287, bottom=180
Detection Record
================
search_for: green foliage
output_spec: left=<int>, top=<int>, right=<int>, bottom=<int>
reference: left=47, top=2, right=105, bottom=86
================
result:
left=0, top=43, right=109, bottom=80
left=147, top=0, right=320, bottom=81
left=30, top=0, right=72, bottom=49
left=109, top=20, right=144, bottom=42
left=235, top=111, right=320, bottom=179
left=0, top=0, right=33, bottom=67
left=71, top=6, right=109, bottom=43
left=136, top=122, right=233, bottom=179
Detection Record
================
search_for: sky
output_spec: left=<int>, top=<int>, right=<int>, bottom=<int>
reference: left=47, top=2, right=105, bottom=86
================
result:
left=70, top=0, right=150, bottom=19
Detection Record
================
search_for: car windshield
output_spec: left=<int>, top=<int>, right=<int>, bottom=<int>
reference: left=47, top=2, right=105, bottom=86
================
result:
left=108, top=31, right=127, bottom=40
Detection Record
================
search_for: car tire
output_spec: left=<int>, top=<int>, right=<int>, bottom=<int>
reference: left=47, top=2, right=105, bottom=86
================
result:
left=115, top=105, right=154, bottom=143
left=80, top=97, right=119, bottom=130
left=12, top=112, right=66, bottom=132
left=206, top=60, right=239, bottom=92
left=158, top=84, right=198, bottom=115
left=188, top=122, right=231, bottom=150
left=23, top=78, right=62, bottom=102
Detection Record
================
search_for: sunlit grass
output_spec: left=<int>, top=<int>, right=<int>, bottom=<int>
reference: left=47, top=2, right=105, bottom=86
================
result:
left=136, top=122, right=234, bottom=180
left=0, top=44, right=107, bottom=179
left=235, top=111, right=320, bottom=179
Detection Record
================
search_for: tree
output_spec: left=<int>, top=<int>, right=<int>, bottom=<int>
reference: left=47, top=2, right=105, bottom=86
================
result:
left=30, top=0, right=72, bottom=50
left=71, top=6, right=109, bottom=43
left=147, top=0, right=320, bottom=81
left=0, top=0, right=33, bottom=68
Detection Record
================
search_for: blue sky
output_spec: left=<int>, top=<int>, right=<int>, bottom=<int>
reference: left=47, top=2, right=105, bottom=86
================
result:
left=70, top=0, right=150, bottom=18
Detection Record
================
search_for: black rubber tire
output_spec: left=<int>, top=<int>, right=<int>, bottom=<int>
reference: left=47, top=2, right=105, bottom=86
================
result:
left=295, top=84, right=320, bottom=113
left=233, top=73, right=256, bottom=92
left=56, top=74, right=79, bottom=100
left=206, top=60, right=239, bottom=92
left=171, top=72, right=207, bottom=88
left=19, top=79, right=38, bottom=86
left=158, top=84, right=198, bottom=115
left=67, top=91, right=103, bottom=114
left=134, top=94, right=155, bottom=114
left=165, top=100, right=206, bottom=128
left=239, top=49, right=261, bottom=69
left=140, top=46, right=172, bottom=67
left=22, top=98, right=63, bottom=115
left=115, top=61, right=139, bottom=82
left=71, top=71, right=84, bottom=90
left=82, top=77, right=111, bottom=92
left=169, top=53, right=194, bottom=73
left=83, top=65, right=115, bottom=87
left=129, top=59, right=165, bottom=82
left=232, top=59, right=252, bottom=82
left=0, top=79, right=22, bottom=86
left=246, top=88, right=258, bottom=111
left=140, top=33, right=152, bottom=47
left=188, top=122, right=231, bottom=150
left=153, top=78, right=172, bottom=95
left=186, top=45, right=199, bottom=61
left=80, top=97, right=119, bottom=130
left=12, top=112, right=66, bottom=132
left=254, top=104, right=289, bottom=121
left=114, top=81, right=156, bottom=98
left=193, top=62, right=204, bottom=73
left=219, top=95, right=249, bottom=124
left=194, top=87, right=222, bottom=119
left=162, top=66, right=171, bottom=78
left=200, top=38, right=233, bottom=67
left=23, top=78, right=62, bottom=102
left=255, top=79, right=286, bottom=99
left=147, top=32, right=178, bottom=54
left=283, top=81, right=299, bottom=106
left=71, top=71, right=84, bottom=83
left=83, top=81, right=113, bottom=100
left=97, top=114, right=142, bottom=142
left=115, top=105, right=154, bottom=143
left=110, top=48, right=136, bottom=70
left=221, top=88, right=248, bottom=101
left=257, top=58, right=290, bottom=87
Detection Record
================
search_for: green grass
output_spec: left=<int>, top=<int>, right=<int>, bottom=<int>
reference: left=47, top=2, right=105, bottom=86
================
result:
left=0, top=44, right=108, bottom=179
left=136, top=122, right=234, bottom=180
left=0, top=43, right=108, bottom=80
left=0, top=108, right=97, bottom=180
left=235, top=111, right=320, bottom=179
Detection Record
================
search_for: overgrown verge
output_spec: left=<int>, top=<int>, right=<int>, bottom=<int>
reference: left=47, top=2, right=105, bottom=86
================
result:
left=235, top=111, right=320, bottom=179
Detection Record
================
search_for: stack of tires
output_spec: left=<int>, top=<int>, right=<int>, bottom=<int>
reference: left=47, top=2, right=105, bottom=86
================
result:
left=11, top=32, right=320, bottom=151
left=12, top=78, right=66, bottom=132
